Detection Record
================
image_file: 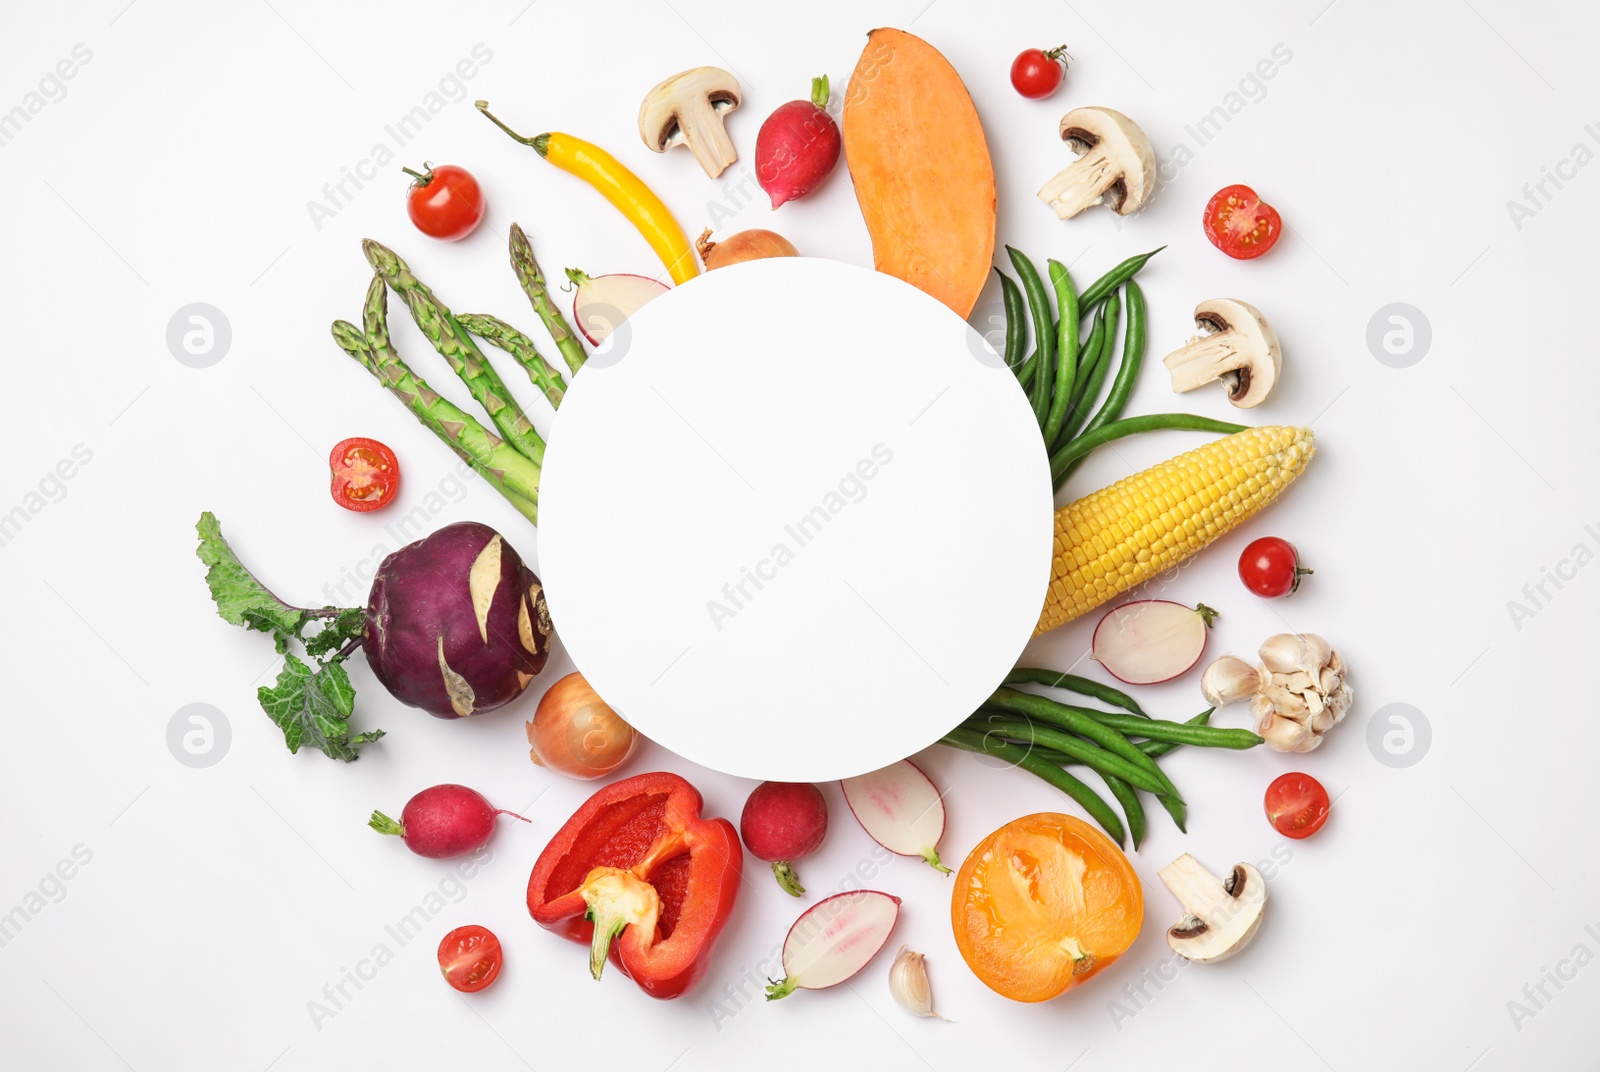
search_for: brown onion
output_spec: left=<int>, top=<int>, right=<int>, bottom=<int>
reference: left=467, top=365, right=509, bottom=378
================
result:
left=526, top=672, right=638, bottom=780
left=696, top=227, right=799, bottom=270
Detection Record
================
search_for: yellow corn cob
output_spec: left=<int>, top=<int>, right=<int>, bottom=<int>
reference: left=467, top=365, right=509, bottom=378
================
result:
left=1036, top=426, right=1315, bottom=635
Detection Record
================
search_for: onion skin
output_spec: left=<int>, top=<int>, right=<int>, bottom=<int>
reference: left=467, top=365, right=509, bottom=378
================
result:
left=526, top=672, right=638, bottom=779
left=695, top=228, right=798, bottom=270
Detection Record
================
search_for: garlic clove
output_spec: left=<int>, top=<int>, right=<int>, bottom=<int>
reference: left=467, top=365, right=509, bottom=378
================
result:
left=1300, top=633, right=1333, bottom=667
left=1319, top=666, right=1340, bottom=694
left=1279, top=670, right=1317, bottom=692
left=1263, top=684, right=1308, bottom=720
left=1302, top=689, right=1325, bottom=717
left=1258, top=633, right=1311, bottom=674
left=888, top=945, right=951, bottom=1021
left=1201, top=656, right=1265, bottom=707
left=1259, top=712, right=1317, bottom=752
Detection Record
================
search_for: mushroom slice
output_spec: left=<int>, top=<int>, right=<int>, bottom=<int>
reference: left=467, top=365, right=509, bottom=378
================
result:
left=638, top=66, right=742, bottom=177
left=1158, top=854, right=1267, bottom=963
left=1162, top=298, right=1281, bottom=408
left=1037, top=106, right=1157, bottom=219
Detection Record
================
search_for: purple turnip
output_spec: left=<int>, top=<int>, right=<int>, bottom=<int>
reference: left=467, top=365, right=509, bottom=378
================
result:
left=365, top=521, right=552, bottom=719
left=369, top=784, right=529, bottom=858
left=754, top=75, right=841, bottom=209
left=740, top=781, right=829, bottom=896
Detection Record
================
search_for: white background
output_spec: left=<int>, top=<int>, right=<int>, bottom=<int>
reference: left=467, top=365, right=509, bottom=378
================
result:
left=2, top=1, right=1597, bottom=1069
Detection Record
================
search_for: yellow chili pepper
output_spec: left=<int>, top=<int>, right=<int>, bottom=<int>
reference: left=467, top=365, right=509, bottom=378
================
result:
left=476, top=101, right=698, bottom=285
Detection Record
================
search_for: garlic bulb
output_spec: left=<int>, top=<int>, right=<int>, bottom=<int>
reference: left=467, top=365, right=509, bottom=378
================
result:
left=888, top=946, right=951, bottom=1021
left=1202, top=633, right=1351, bottom=753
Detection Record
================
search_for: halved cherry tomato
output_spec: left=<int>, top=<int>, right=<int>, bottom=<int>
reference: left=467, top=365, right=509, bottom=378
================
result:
left=1239, top=536, right=1311, bottom=598
left=405, top=164, right=485, bottom=241
left=1203, top=184, right=1281, bottom=260
left=329, top=437, right=400, bottom=513
left=1265, top=772, right=1330, bottom=840
left=952, top=812, right=1142, bottom=1002
left=437, top=925, right=503, bottom=993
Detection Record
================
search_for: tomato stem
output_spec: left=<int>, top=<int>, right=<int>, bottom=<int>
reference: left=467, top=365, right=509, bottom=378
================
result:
left=1044, top=44, right=1072, bottom=62
left=401, top=165, right=433, bottom=186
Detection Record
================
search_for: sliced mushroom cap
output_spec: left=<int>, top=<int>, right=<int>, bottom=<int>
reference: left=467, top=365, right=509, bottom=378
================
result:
left=1162, top=298, right=1281, bottom=408
left=638, top=66, right=742, bottom=177
left=1159, top=854, right=1267, bottom=963
left=1037, top=106, right=1157, bottom=219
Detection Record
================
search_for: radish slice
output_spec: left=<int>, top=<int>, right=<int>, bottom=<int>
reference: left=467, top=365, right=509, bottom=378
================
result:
left=567, top=268, right=669, bottom=345
left=1091, top=600, right=1218, bottom=685
left=840, top=759, right=951, bottom=873
left=765, top=890, right=901, bottom=1000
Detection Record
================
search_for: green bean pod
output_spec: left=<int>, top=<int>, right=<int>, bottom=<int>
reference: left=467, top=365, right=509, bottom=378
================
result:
left=984, top=691, right=1184, bottom=802
left=1050, top=413, right=1247, bottom=487
left=1054, top=292, right=1119, bottom=450
left=1006, top=247, right=1055, bottom=427
left=995, top=268, right=1027, bottom=378
left=941, top=727, right=1126, bottom=845
left=968, top=713, right=1173, bottom=797
left=1003, top=667, right=1150, bottom=717
left=1101, top=773, right=1147, bottom=850
left=1042, top=260, right=1080, bottom=444
left=1076, top=247, right=1164, bottom=311
left=1024, top=696, right=1261, bottom=749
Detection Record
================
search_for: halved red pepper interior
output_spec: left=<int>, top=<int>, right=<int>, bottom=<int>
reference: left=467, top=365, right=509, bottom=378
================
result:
left=543, top=792, right=693, bottom=939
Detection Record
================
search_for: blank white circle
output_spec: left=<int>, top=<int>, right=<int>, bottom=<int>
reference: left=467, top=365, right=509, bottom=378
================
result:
left=539, top=257, right=1053, bottom=781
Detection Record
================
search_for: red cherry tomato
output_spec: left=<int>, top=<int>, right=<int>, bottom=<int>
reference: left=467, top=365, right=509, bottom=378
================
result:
left=1010, top=45, right=1069, bottom=99
left=1203, top=184, right=1281, bottom=260
left=1264, top=772, right=1330, bottom=840
left=329, top=437, right=400, bottom=513
left=405, top=164, right=485, bottom=241
left=437, top=925, right=503, bottom=993
left=1238, top=536, right=1311, bottom=598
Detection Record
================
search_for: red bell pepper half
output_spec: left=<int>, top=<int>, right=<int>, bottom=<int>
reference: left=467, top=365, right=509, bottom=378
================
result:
left=528, top=771, right=742, bottom=999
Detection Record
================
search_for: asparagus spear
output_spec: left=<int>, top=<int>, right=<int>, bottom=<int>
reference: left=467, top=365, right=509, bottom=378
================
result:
left=362, top=239, right=547, bottom=465
left=509, top=223, right=587, bottom=375
left=456, top=312, right=566, bottom=410
left=330, top=284, right=541, bottom=522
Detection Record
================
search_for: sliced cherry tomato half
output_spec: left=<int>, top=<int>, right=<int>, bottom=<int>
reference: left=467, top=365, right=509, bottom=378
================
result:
left=1239, top=536, right=1311, bottom=598
left=329, top=437, right=400, bottom=513
left=437, top=925, right=503, bottom=993
left=1203, top=184, right=1281, bottom=260
left=1264, top=772, right=1330, bottom=840
left=405, top=164, right=485, bottom=241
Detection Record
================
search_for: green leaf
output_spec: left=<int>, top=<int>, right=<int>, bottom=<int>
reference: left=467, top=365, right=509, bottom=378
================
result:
left=305, top=607, right=366, bottom=658
left=257, top=653, right=384, bottom=762
left=196, top=512, right=312, bottom=644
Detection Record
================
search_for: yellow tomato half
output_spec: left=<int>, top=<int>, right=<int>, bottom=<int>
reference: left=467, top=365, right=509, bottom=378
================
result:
left=951, top=812, right=1143, bottom=1002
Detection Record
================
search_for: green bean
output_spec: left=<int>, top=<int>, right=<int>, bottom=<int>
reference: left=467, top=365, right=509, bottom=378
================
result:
left=984, top=691, right=1184, bottom=802
left=1101, top=773, right=1147, bottom=850
left=970, top=712, right=1174, bottom=798
left=1076, top=247, right=1164, bottom=311
left=1020, top=695, right=1260, bottom=749
left=1003, top=668, right=1149, bottom=717
left=1042, top=260, right=1080, bottom=444
left=1054, top=293, right=1119, bottom=450
left=995, top=268, right=1027, bottom=379
left=1155, top=792, right=1188, bottom=834
left=1055, top=281, right=1145, bottom=487
left=941, top=728, right=1125, bottom=846
left=1138, top=710, right=1213, bottom=758
left=1049, top=413, right=1246, bottom=486
left=1007, top=247, right=1055, bottom=427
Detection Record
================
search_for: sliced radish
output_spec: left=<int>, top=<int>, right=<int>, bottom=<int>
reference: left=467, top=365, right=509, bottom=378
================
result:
left=840, top=759, right=951, bottom=873
left=1091, top=600, right=1218, bottom=685
left=567, top=268, right=669, bottom=345
left=765, top=890, right=901, bottom=1000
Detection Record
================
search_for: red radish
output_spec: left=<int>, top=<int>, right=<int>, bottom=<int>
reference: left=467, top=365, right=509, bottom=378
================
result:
left=765, top=890, right=901, bottom=1000
left=566, top=268, right=669, bottom=346
left=754, top=75, right=841, bottom=209
left=740, top=781, right=829, bottom=896
left=1091, top=600, right=1218, bottom=685
left=368, top=784, right=528, bottom=859
left=840, top=759, right=951, bottom=873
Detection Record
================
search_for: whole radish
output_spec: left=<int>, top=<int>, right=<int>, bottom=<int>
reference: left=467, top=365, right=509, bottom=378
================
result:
left=754, top=75, right=841, bottom=209
left=369, top=784, right=528, bottom=858
left=740, top=781, right=828, bottom=896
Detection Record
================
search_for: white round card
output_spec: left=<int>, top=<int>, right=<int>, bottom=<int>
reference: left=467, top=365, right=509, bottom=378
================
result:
left=538, top=257, right=1052, bottom=781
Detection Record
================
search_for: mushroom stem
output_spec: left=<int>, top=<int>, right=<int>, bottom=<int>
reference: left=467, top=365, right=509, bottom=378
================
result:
left=1164, top=329, right=1252, bottom=397
left=1038, top=145, right=1120, bottom=219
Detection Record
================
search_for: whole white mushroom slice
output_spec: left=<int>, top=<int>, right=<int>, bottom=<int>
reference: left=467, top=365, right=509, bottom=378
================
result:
left=1037, top=106, right=1157, bottom=219
left=1159, top=854, right=1267, bottom=963
left=841, top=759, right=951, bottom=873
left=1162, top=298, right=1282, bottom=408
left=766, top=890, right=902, bottom=1000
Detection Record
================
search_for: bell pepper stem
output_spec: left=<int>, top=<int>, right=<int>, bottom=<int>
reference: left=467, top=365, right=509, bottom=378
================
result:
left=578, top=868, right=661, bottom=982
left=585, top=907, right=628, bottom=981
